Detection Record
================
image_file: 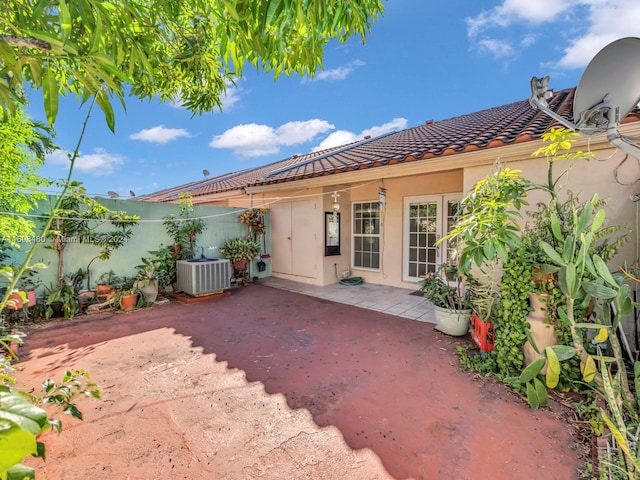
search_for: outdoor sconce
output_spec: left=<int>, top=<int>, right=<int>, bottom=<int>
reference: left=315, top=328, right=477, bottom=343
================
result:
left=331, top=191, right=340, bottom=213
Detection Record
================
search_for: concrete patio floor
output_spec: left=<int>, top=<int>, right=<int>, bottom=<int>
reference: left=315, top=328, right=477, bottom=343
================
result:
left=16, top=281, right=583, bottom=479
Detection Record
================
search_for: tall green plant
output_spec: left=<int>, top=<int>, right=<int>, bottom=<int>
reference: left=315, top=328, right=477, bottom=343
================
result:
left=440, top=164, right=531, bottom=323
left=0, top=108, right=53, bottom=248
left=43, top=182, right=140, bottom=289
left=163, top=193, right=206, bottom=260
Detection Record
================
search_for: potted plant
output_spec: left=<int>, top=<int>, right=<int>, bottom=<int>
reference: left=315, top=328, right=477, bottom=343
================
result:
left=438, top=164, right=531, bottom=350
left=221, top=237, right=261, bottom=286
left=221, top=238, right=261, bottom=265
left=114, top=277, right=140, bottom=312
left=45, top=271, right=84, bottom=319
left=96, top=270, right=122, bottom=296
left=135, top=257, right=158, bottom=304
left=420, top=266, right=471, bottom=336
left=163, top=192, right=206, bottom=259
left=145, top=245, right=177, bottom=292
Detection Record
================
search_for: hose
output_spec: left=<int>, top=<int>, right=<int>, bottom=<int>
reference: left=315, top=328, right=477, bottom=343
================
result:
left=334, top=264, right=363, bottom=286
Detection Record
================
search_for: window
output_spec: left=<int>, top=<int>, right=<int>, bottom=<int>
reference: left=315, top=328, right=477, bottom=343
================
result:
left=403, top=195, right=461, bottom=282
left=353, top=201, right=380, bottom=270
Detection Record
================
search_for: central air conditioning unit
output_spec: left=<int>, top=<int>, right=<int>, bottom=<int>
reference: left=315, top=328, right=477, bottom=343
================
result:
left=175, top=259, right=231, bottom=296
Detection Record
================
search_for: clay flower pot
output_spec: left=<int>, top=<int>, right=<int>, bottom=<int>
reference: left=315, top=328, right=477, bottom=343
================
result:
left=119, top=293, right=139, bottom=312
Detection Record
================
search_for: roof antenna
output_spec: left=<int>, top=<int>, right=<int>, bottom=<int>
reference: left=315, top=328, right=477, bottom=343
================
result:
left=203, top=169, right=210, bottom=178
left=529, top=37, right=640, bottom=161
left=107, top=191, right=119, bottom=198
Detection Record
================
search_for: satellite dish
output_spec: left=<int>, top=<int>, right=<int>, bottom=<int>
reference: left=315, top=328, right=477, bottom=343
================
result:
left=129, top=190, right=136, bottom=197
left=530, top=37, right=640, bottom=161
left=203, top=169, right=210, bottom=178
left=107, top=191, right=119, bottom=198
left=574, top=37, right=640, bottom=136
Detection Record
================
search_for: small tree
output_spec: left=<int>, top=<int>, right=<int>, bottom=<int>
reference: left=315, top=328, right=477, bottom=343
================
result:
left=44, top=182, right=139, bottom=288
left=163, top=193, right=206, bottom=260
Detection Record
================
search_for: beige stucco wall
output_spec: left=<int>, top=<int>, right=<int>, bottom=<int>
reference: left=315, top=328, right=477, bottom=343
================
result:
left=345, top=170, right=464, bottom=289
left=187, top=124, right=640, bottom=291
left=463, top=139, right=639, bottom=269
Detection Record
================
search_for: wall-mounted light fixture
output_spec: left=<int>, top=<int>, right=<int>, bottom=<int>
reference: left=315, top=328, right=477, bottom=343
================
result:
left=331, top=191, right=340, bottom=212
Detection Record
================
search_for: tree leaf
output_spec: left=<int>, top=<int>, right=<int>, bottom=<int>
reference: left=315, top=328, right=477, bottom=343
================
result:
left=582, top=281, right=617, bottom=300
left=550, top=214, right=562, bottom=241
left=548, top=344, right=576, bottom=362
left=95, top=89, right=115, bottom=132
left=540, top=241, right=564, bottom=266
left=581, top=355, right=597, bottom=383
left=520, top=358, right=545, bottom=383
left=592, top=254, right=617, bottom=288
left=58, top=0, right=72, bottom=44
left=594, top=327, right=608, bottom=344
left=534, top=377, right=548, bottom=407
left=545, top=365, right=559, bottom=389
left=526, top=381, right=540, bottom=409
left=545, top=346, right=561, bottom=375
left=41, top=67, right=58, bottom=126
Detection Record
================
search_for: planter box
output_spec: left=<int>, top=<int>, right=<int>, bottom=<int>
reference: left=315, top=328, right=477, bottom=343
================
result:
left=471, top=313, right=495, bottom=352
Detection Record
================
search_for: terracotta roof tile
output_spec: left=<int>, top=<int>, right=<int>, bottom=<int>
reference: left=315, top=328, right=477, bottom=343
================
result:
left=140, top=87, right=636, bottom=202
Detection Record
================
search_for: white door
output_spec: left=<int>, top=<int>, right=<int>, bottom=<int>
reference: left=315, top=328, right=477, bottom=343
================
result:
left=271, top=202, right=293, bottom=274
left=270, top=200, right=317, bottom=278
left=403, top=195, right=461, bottom=282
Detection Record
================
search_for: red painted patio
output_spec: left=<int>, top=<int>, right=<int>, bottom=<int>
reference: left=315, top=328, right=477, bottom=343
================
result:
left=17, top=284, right=581, bottom=479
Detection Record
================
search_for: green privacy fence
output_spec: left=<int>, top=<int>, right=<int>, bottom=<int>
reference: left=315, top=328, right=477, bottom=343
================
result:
left=5, top=196, right=271, bottom=293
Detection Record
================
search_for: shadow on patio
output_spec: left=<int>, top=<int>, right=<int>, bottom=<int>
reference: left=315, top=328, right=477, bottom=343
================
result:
left=18, top=284, right=580, bottom=479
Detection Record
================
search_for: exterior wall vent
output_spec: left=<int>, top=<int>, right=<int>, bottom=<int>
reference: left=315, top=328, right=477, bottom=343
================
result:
left=175, top=259, right=231, bottom=296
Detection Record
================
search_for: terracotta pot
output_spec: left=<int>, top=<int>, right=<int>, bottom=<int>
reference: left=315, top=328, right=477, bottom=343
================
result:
left=119, top=293, right=139, bottom=312
left=7, top=290, right=24, bottom=310
left=26, top=290, right=37, bottom=307
left=523, top=292, right=557, bottom=373
left=97, top=285, right=113, bottom=296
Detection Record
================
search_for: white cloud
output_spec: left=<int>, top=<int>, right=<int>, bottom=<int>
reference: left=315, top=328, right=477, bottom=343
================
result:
left=129, top=125, right=191, bottom=144
left=47, top=148, right=125, bottom=176
left=362, top=118, right=409, bottom=138
left=477, top=38, right=515, bottom=59
left=313, top=118, right=408, bottom=152
left=521, top=34, right=537, bottom=47
left=313, top=131, right=359, bottom=151
left=310, top=60, right=365, bottom=82
left=467, top=0, right=640, bottom=69
left=553, top=0, right=640, bottom=69
left=219, top=84, right=242, bottom=110
left=466, top=0, right=572, bottom=39
left=210, top=120, right=335, bottom=157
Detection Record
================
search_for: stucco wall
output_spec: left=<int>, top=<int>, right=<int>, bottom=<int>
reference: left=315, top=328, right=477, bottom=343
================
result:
left=347, top=170, right=464, bottom=288
left=5, top=197, right=268, bottom=294
left=463, top=148, right=639, bottom=268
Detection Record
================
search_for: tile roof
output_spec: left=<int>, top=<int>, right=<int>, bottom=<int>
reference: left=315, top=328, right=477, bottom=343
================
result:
left=140, top=87, right=640, bottom=202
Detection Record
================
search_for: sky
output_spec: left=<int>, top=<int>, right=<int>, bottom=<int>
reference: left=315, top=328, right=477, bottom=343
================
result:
left=26, top=0, right=640, bottom=199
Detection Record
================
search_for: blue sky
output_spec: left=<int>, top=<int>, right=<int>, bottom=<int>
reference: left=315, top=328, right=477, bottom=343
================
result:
left=27, top=0, right=640, bottom=198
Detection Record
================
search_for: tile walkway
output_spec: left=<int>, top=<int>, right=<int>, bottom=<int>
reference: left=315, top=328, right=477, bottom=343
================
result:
left=259, top=276, right=436, bottom=323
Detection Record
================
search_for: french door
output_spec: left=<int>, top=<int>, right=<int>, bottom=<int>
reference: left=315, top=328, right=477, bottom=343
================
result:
left=403, top=194, right=461, bottom=282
